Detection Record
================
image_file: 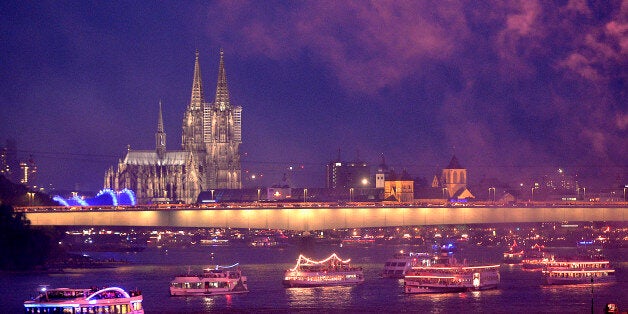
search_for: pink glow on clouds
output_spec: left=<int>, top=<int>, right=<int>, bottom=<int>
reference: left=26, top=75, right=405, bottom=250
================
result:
left=205, top=0, right=626, bottom=166
left=617, top=114, right=628, bottom=130
left=504, top=1, right=540, bottom=36
left=581, top=129, right=608, bottom=155
left=209, top=0, right=466, bottom=93
left=560, top=53, right=601, bottom=81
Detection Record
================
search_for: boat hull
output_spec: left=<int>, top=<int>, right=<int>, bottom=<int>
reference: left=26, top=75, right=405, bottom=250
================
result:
left=282, top=279, right=363, bottom=287
left=405, top=283, right=499, bottom=294
left=169, top=273, right=248, bottom=296
left=544, top=275, right=616, bottom=285
left=24, top=287, right=144, bottom=314
left=169, top=288, right=248, bottom=296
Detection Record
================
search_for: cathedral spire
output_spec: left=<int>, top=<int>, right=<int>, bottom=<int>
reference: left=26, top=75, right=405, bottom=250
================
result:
left=190, top=50, right=205, bottom=110
left=156, top=100, right=166, bottom=157
left=214, top=49, right=230, bottom=109
left=157, top=99, right=164, bottom=133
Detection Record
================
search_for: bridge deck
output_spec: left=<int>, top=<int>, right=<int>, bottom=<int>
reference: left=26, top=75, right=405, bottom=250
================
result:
left=24, top=205, right=626, bottom=230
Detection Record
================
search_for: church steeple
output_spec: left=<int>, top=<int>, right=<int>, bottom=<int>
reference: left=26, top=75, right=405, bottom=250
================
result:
left=156, top=100, right=166, bottom=158
left=214, top=49, right=230, bottom=110
left=157, top=100, right=164, bottom=133
left=190, top=50, right=205, bottom=110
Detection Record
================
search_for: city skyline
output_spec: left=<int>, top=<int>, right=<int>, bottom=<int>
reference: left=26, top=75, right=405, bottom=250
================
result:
left=1, top=1, right=626, bottom=191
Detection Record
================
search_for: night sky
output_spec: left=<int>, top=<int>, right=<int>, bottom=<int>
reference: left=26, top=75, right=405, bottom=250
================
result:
left=1, top=1, right=626, bottom=192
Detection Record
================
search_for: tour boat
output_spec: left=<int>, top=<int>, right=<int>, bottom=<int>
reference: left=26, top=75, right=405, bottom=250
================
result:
left=283, top=253, right=364, bottom=287
left=502, top=240, right=524, bottom=264
left=382, top=250, right=431, bottom=278
left=521, top=245, right=554, bottom=270
left=24, top=286, right=143, bottom=313
left=340, top=235, right=375, bottom=246
left=542, top=259, right=615, bottom=285
left=404, top=253, right=500, bottom=294
left=169, top=263, right=248, bottom=296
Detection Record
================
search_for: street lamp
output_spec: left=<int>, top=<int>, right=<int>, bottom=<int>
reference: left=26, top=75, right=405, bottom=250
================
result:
left=350, top=188, right=354, bottom=202
left=531, top=187, right=537, bottom=202
left=488, top=187, right=496, bottom=203
left=26, top=192, right=35, bottom=206
left=582, top=188, right=587, bottom=200
left=257, top=188, right=261, bottom=202
left=210, top=189, right=215, bottom=201
left=303, top=188, right=308, bottom=202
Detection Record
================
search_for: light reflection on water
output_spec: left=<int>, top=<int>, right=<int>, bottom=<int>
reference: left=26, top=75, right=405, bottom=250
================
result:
left=285, top=285, right=354, bottom=309
left=202, top=296, right=215, bottom=310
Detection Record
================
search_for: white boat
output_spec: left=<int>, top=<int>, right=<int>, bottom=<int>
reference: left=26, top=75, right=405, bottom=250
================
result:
left=404, top=253, right=500, bottom=294
left=169, top=263, right=248, bottom=296
left=283, top=253, right=364, bottom=287
left=542, top=258, right=615, bottom=285
left=382, top=251, right=431, bottom=278
left=24, top=286, right=143, bottom=313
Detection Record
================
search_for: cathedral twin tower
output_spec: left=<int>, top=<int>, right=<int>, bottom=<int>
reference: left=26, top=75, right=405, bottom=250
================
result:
left=105, top=50, right=242, bottom=204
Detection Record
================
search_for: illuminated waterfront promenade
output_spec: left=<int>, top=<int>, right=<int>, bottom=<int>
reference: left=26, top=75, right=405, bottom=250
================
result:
left=21, top=204, right=627, bottom=230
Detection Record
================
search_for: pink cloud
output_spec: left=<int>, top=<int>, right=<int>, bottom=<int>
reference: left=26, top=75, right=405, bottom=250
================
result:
left=556, top=1, right=626, bottom=81
left=504, top=1, right=541, bottom=36
left=559, top=52, right=601, bottom=80
left=581, top=129, right=608, bottom=156
left=605, top=20, right=628, bottom=54
left=563, top=0, right=592, bottom=15
left=616, top=113, right=628, bottom=130
left=494, top=1, right=544, bottom=78
left=207, top=1, right=467, bottom=93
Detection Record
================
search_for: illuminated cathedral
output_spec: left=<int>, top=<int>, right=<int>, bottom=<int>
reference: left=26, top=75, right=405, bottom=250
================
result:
left=104, top=50, right=242, bottom=204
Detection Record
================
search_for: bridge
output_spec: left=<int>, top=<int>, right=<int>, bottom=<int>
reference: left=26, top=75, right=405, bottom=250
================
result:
left=21, top=204, right=627, bottom=230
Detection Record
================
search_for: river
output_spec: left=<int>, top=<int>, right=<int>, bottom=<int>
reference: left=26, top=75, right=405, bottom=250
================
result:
left=2, top=244, right=626, bottom=313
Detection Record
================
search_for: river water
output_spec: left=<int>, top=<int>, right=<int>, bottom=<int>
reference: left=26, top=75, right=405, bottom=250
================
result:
left=2, top=244, right=626, bottom=313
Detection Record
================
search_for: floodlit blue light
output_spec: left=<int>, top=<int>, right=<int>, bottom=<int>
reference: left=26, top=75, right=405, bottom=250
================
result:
left=96, top=189, right=118, bottom=206
left=71, top=196, right=88, bottom=206
left=118, top=188, right=136, bottom=206
left=53, top=196, right=69, bottom=206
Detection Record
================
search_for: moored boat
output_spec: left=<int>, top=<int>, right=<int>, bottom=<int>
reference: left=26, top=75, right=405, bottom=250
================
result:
left=542, top=258, right=615, bottom=285
left=382, top=250, right=431, bottom=278
left=404, top=253, right=500, bottom=294
left=24, top=286, right=143, bottom=313
left=341, top=235, right=375, bottom=246
left=521, top=244, right=554, bottom=270
left=283, top=253, right=364, bottom=287
left=503, top=240, right=524, bottom=264
left=169, top=263, right=248, bottom=296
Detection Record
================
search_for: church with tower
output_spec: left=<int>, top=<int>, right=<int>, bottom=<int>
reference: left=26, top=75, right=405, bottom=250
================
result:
left=104, top=50, right=242, bottom=204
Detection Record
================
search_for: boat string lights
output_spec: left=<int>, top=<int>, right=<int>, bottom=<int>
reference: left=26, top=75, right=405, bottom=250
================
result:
left=290, top=253, right=351, bottom=271
left=215, top=263, right=240, bottom=270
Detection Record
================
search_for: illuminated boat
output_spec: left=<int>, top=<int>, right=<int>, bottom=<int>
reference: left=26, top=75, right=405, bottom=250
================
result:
left=382, top=251, right=431, bottom=278
left=521, top=244, right=554, bottom=270
left=169, top=263, right=248, bottom=296
left=341, top=235, right=375, bottom=246
left=283, top=253, right=364, bottom=287
left=502, top=240, right=524, bottom=264
left=24, top=286, right=143, bottom=313
left=404, top=253, right=500, bottom=294
left=542, top=259, right=615, bottom=285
